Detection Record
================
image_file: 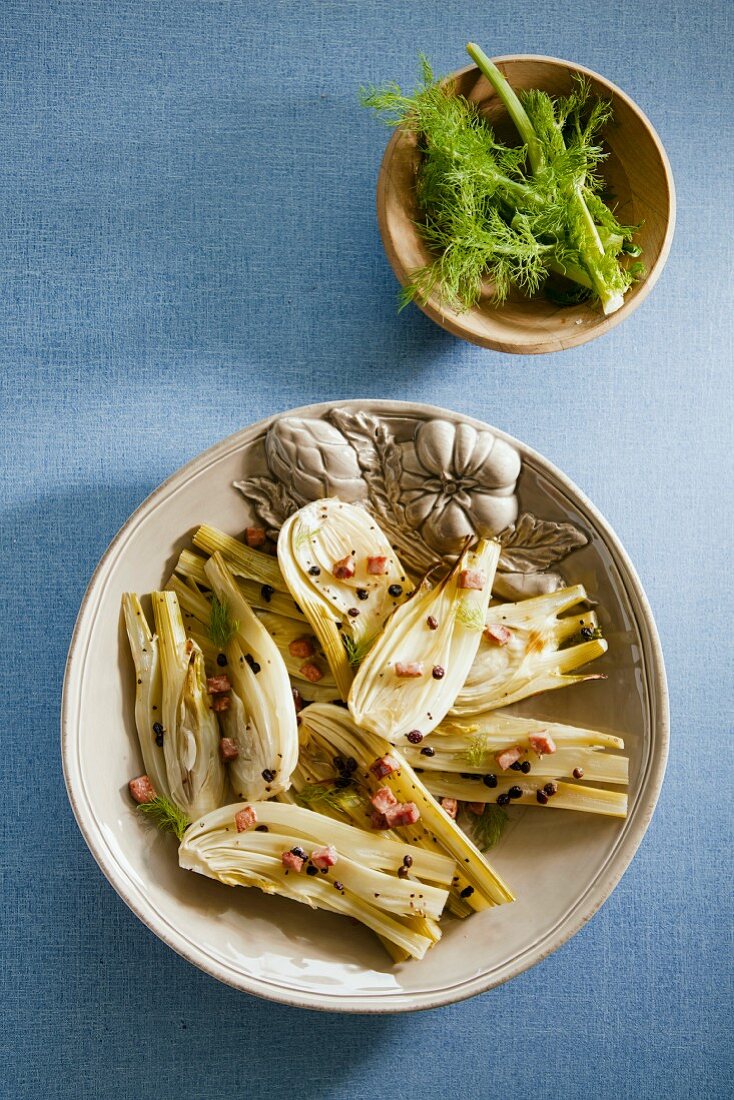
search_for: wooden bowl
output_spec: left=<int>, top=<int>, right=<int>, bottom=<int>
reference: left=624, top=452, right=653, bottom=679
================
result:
left=376, top=55, right=676, bottom=354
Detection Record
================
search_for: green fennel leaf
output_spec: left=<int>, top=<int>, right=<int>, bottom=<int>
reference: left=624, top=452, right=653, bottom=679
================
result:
left=138, top=796, right=190, bottom=841
left=208, top=596, right=239, bottom=649
left=461, top=803, right=508, bottom=852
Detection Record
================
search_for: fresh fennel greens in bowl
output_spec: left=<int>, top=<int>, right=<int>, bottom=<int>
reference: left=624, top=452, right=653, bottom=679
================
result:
left=370, top=46, right=675, bottom=354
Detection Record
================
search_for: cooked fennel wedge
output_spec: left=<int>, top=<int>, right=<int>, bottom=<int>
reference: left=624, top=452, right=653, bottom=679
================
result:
left=406, top=713, right=628, bottom=785
left=277, top=499, right=411, bottom=699
left=452, top=585, right=607, bottom=715
left=174, top=547, right=306, bottom=622
left=424, top=773, right=628, bottom=818
left=179, top=801, right=455, bottom=960
left=151, top=591, right=226, bottom=817
left=203, top=553, right=299, bottom=800
left=121, top=593, right=169, bottom=799
left=165, top=573, right=336, bottom=703
left=349, top=539, right=500, bottom=743
left=294, top=703, right=514, bottom=912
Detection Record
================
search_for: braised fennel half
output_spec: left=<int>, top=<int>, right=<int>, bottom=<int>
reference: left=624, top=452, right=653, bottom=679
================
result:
left=362, top=44, right=643, bottom=315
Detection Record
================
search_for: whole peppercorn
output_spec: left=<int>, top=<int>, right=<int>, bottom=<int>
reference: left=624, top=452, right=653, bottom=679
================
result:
left=508, top=785, right=523, bottom=799
left=397, top=866, right=409, bottom=879
left=483, top=773, right=497, bottom=788
left=402, top=855, right=413, bottom=868
left=427, top=616, right=439, bottom=630
left=347, top=607, right=360, bottom=618
left=216, top=653, right=228, bottom=667
left=543, top=781, right=558, bottom=797
left=308, top=565, right=321, bottom=576
left=260, top=584, right=274, bottom=603
left=356, top=588, right=369, bottom=601
left=573, top=767, right=584, bottom=780
left=536, top=790, right=549, bottom=805
left=420, top=746, right=435, bottom=757
left=388, top=584, right=403, bottom=597
left=432, top=665, right=445, bottom=680
left=496, top=792, right=511, bottom=807
left=406, top=730, right=424, bottom=744
left=520, top=761, right=532, bottom=774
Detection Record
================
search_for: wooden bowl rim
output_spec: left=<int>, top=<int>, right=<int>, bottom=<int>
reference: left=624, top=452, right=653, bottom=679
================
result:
left=376, top=53, right=677, bottom=354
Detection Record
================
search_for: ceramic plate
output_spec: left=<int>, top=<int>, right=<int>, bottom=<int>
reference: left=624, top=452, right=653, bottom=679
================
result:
left=62, top=400, right=668, bottom=1012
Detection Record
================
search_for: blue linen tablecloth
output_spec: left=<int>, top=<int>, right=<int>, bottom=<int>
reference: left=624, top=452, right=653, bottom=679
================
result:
left=1, top=1, right=732, bottom=1096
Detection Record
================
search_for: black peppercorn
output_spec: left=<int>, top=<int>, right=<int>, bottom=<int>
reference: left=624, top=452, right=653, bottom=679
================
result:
left=260, top=584, right=274, bottom=602
left=345, top=757, right=358, bottom=773
left=333, top=881, right=344, bottom=891
left=308, top=565, right=321, bottom=576
left=510, top=761, right=523, bottom=771
left=388, top=584, right=403, bottom=597
left=536, top=790, right=549, bottom=805
left=460, top=885, right=475, bottom=898
left=406, top=730, right=423, bottom=744
left=432, top=665, right=445, bottom=680
left=573, top=767, right=584, bottom=780
left=356, top=588, right=369, bottom=601
left=245, top=654, right=261, bottom=674
left=216, top=653, right=228, bottom=667
left=402, top=855, right=413, bottom=867
left=291, top=846, right=307, bottom=860
left=420, top=746, right=435, bottom=757
left=334, top=776, right=352, bottom=789
left=262, top=768, right=276, bottom=782
left=483, top=773, right=497, bottom=788
left=497, top=792, right=511, bottom=806
left=333, top=756, right=346, bottom=770
left=255, top=825, right=269, bottom=832
left=520, top=761, right=532, bottom=774
left=543, top=781, right=558, bottom=797
left=508, top=785, right=523, bottom=799
left=397, top=866, right=409, bottom=879
left=347, top=607, right=360, bottom=618
left=153, top=722, right=163, bottom=735
left=306, top=865, right=319, bottom=876
left=426, top=616, right=438, bottom=630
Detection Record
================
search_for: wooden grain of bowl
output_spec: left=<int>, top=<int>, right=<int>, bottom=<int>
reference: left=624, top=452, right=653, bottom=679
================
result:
left=376, top=55, right=676, bottom=355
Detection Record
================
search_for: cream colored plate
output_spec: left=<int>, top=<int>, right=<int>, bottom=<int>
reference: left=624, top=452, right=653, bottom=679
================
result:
left=62, top=400, right=668, bottom=1012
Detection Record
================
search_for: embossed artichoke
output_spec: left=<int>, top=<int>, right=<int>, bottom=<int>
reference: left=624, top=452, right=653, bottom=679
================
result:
left=400, top=420, right=520, bottom=553
left=266, top=418, right=367, bottom=505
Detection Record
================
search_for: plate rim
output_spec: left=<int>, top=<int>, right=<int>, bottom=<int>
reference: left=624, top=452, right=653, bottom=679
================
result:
left=61, top=398, right=669, bottom=1012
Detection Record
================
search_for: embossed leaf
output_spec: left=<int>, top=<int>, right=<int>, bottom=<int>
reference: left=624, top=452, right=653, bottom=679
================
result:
left=498, top=513, right=588, bottom=574
left=233, top=477, right=298, bottom=532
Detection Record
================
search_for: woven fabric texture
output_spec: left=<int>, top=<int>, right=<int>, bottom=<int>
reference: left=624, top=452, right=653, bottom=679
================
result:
left=1, top=1, right=731, bottom=1097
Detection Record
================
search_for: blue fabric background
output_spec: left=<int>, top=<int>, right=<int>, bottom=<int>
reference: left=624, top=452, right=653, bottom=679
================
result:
left=1, top=1, right=731, bottom=1096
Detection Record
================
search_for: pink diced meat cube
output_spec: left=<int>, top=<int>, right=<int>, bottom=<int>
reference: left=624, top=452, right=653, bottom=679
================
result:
left=529, top=732, right=557, bottom=755
left=371, top=787, right=398, bottom=813
left=395, top=661, right=424, bottom=678
left=367, top=556, right=388, bottom=575
left=383, top=802, right=420, bottom=827
left=332, top=554, right=355, bottom=579
left=212, top=694, right=231, bottom=712
left=219, top=737, right=239, bottom=762
left=128, top=775, right=157, bottom=804
left=370, top=755, right=399, bottom=779
left=441, top=797, right=458, bottom=819
left=458, top=569, right=486, bottom=590
left=281, top=850, right=305, bottom=872
left=235, top=806, right=257, bottom=832
left=310, top=845, right=338, bottom=870
left=207, top=674, right=231, bottom=693
left=484, top=623, right=512, bottom=646
left=245, top=527, right=267, bottom=548
left=299, top=662, right=323, bottom=683
left=496, top=746, right=522, bottom=771
left=288, top=636, right=315, bottom=659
